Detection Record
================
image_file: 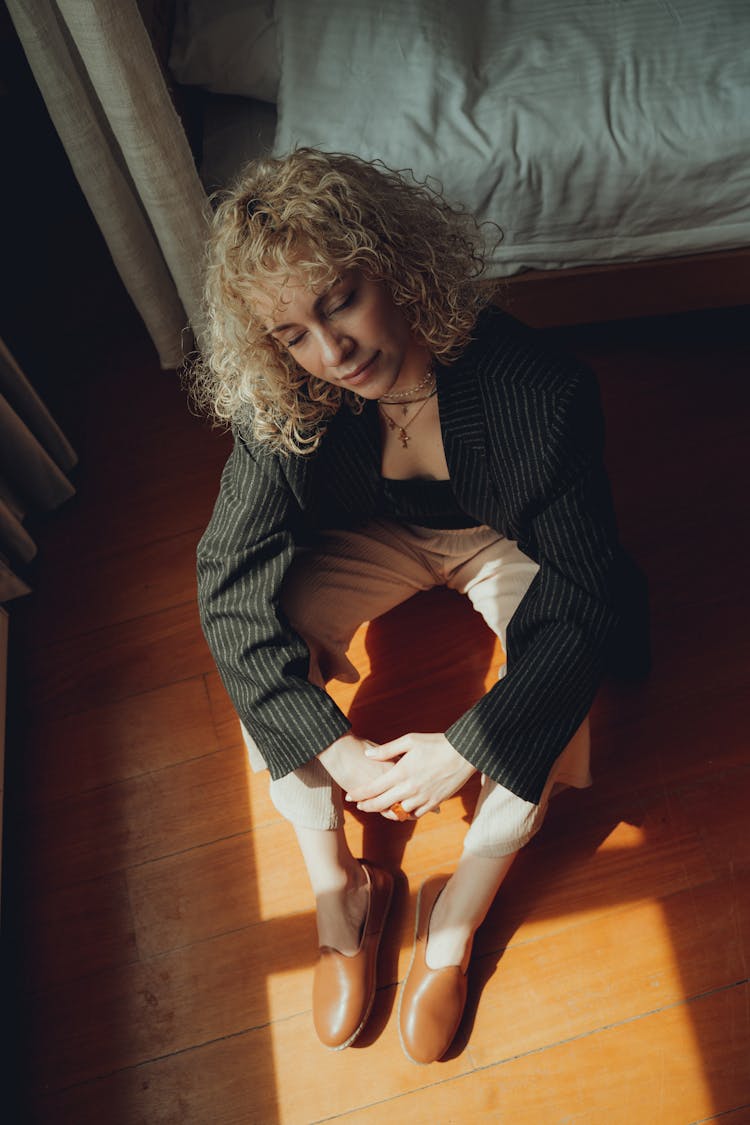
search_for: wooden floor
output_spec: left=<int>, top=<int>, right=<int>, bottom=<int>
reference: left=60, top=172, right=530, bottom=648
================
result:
left=2, top=300, right=750, bottom=1125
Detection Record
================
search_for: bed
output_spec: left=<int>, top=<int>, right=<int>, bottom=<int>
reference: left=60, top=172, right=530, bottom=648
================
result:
left=8, top=0, right=748, bottom=368
left=168, top=0, right=750, bottom=323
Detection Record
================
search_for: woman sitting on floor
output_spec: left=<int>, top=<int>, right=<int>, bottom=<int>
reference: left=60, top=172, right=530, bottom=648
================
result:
left=193, top=148, right=647, bottom=1064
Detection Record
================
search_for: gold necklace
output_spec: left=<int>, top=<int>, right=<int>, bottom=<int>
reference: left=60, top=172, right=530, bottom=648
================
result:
left=378, top=386, right=437, bottom=448
left=378, top=365, right=434, bottom=401
left=378, top=388, right=437, bottom=416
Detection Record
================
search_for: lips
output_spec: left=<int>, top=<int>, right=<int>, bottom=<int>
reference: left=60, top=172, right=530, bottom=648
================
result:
left=340, top=352, right=379, bottom=385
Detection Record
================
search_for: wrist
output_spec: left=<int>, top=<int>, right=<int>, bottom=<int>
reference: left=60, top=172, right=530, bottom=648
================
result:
left=318, top=731, right=360, bottom=769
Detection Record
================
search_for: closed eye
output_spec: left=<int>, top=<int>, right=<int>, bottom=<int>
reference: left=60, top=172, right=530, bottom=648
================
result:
left=279, top=287, right=357, bottom=349
left=328, top=289, right=356, bottom=316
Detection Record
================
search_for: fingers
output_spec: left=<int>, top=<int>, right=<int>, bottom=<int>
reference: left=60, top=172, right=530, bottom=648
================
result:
left=344, top=773, right=394, bottom=803
left=345, top=734, right=451, bottom=819
left=364, top=736, right=408, bottom=763
left=378, top=798, right=439, bottom=820
left=354, top=786, right=427, bottom=817
left=348, top=787, right=404, bottom=814
left=381, top=803, right=416, bottom=822
left=413, top=801, right=441, bottom=818
left=346, top=769, right=439, bottom=815
left=346, top=773, right=415, bottom=815
left=388, top=801, right=411, bottom=822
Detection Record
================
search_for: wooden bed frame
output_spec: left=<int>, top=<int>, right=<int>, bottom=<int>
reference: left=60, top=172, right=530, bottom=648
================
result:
left=495, top=246, right=749, bottom=328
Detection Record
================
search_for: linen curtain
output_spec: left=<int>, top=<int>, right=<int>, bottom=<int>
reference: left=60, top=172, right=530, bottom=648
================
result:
left=0, top=337, right=77, bottom=602
left=5, top=0, right=211, bottom=369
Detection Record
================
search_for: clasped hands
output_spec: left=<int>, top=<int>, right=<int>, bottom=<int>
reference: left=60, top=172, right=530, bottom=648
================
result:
left=318, top=731, right=476, bottom=821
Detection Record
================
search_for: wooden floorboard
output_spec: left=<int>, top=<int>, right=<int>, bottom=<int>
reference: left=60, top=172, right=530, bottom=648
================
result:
left=3, top=304, right=750, bottom=1124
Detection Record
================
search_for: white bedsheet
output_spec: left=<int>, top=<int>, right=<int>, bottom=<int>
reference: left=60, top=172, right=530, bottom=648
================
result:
left=273, top=0, right=750, bottom=276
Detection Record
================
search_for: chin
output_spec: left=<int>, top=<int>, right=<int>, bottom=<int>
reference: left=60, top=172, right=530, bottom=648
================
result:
left=362, top=380, right=392, bottom=400
left=350, top=369, right=398, bottom=400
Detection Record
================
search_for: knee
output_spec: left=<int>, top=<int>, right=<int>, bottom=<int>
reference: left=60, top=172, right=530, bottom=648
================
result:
left=269, top=759, right=345, bottom=829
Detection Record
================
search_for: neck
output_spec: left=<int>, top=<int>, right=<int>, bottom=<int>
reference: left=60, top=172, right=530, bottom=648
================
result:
left=379, top=360, right=435, bottom=402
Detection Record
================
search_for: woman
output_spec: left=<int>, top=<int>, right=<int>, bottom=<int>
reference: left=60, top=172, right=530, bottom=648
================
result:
left=194, top=148, right=647, bottom=1064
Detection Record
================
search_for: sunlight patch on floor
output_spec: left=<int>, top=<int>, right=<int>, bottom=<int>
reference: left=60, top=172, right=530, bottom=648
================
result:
left=596, top=820, right=649, bottom=850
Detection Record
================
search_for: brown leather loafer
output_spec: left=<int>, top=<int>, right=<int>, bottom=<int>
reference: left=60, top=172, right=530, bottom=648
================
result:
left=398, top=875, right=470, bottom=1065
left=312, top=861, right=393, bottom=1050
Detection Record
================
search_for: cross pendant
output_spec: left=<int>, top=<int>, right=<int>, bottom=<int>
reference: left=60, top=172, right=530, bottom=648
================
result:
left=398, top=429, right=410, bottom=448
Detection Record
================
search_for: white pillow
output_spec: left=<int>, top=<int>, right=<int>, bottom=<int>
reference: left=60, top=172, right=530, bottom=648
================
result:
left=168, top=0, right=280, bottom=104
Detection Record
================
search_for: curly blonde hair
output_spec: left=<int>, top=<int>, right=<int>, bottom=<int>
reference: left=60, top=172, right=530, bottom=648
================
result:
left=192, top=148, right=495, bottom=455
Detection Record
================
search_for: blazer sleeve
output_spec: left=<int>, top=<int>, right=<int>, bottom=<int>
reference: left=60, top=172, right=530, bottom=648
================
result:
left=444, top=367, right=624, bottom=804
left=196, top=436, right=351, bottom=778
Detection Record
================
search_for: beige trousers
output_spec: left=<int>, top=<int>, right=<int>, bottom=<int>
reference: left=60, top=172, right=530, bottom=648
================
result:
left=242, top=520, right=591, bottom=857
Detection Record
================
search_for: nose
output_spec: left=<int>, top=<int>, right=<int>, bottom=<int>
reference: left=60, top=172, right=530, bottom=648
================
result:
left=318, top=323, right=353, bottom=368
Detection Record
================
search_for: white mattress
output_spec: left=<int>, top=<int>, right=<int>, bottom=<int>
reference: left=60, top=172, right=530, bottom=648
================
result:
left=273, top=0, right=750, bottom=276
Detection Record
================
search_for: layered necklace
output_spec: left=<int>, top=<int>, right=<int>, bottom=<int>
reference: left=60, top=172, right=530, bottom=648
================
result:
left=377, top=366, right=437, bottom=449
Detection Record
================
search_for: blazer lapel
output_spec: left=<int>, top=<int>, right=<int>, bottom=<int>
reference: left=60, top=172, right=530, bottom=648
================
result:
left=437, top=351, right=504, bottom=529
left=310, top=398, right=381, bottom=522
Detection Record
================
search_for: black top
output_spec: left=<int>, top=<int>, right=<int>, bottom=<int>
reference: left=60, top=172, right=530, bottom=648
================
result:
left=377, top=476, right=481, bottom=529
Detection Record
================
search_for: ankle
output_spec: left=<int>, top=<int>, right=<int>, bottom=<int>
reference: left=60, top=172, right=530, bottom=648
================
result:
left=316, top=869, right=370, bottom=954
left=425, top=919, right=474, bottom=972
left=425, top=882, right=475, bottom=971
left=309, top=857, right=366, bottom=899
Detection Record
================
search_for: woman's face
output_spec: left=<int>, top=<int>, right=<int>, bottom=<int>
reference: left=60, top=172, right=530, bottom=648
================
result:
left=256, top=269, right=432, bottom=398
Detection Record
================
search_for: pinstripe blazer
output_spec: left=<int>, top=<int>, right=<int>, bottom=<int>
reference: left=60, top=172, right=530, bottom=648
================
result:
left=197, top=306, right=648, bottom=804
